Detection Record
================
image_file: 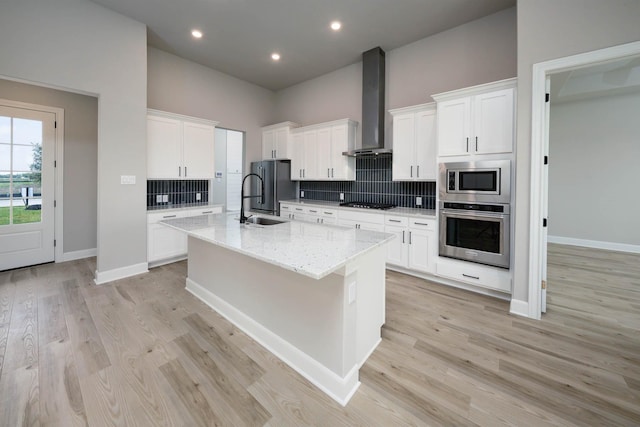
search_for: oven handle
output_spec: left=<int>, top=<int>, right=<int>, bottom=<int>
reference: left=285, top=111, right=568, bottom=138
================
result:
left=440, top=209, right=508, bottom=220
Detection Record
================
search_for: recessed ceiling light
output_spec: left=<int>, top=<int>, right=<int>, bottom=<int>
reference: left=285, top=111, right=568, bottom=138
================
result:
left=271, top=53, right=281, bottom=61
left=191, top=29, right=203, bottom=39
left=330, top=21, right=342, bottom=31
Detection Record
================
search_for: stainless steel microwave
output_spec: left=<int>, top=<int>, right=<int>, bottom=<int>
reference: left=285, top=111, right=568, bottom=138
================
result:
left=439, top=160, right=511, bottom=204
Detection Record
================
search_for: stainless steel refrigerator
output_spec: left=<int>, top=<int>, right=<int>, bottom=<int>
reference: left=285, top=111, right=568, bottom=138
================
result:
left=250, top=160, right=296, bottom=216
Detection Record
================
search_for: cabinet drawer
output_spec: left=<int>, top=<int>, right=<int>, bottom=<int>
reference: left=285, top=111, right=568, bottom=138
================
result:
left=436, top=258, right=511, bottom=293
left=339, top=209, right=384, bottom=224
left=187, top=206, right=222, bottom=216
left=385, top=215, right=408, bottom=227
left=148, top=210, right=189, bottom=224
left=409, top=218, right=435, bottom=230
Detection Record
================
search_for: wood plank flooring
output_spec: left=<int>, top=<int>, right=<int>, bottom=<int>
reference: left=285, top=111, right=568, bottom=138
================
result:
left=0, top=245, right=638, bottom=426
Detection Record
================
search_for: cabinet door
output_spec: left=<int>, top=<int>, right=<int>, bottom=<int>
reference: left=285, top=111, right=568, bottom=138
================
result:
left=182, top=121, right=215, bottom=178
left=385, top=225, right=408, bottom=267
left=437, top=97, right=471, bottom=157
left=408, top=228, right=435, bottom=273
left=148, top=223, right=187, bottom=263
left=330, top=124, right=354, bottom=180
left=415, top=109, right=437, bottom=180
left=474, top=88, right=514, bottom=154
left=290, top=133, right=305, bottom=180
left=274, top=127, right=291, bottom=159
left=262, top=129, right=275, bottom=159
left=392, top=113, right=415, bottom=180
left=147, top=115, right=182, bottom=178
left=316, top=127, right=332, bottom=180
left=303, top=130, right=318, bottom=180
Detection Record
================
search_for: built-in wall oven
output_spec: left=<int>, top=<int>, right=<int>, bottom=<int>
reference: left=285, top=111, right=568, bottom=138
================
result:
left=438, top=160, right=511, bottom=269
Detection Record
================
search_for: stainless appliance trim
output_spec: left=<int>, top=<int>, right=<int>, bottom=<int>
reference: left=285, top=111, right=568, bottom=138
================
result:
left=439, top=203, right=510, bottom=269
left=439, top=159, right=511, bottom=204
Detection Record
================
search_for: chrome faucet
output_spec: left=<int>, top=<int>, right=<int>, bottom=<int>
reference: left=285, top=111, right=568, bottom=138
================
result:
left=240, top=173, right=264, bottom=223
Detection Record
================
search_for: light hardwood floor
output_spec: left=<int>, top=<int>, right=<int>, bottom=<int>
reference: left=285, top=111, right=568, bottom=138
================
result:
left=0, top=245, right=639, bottom=426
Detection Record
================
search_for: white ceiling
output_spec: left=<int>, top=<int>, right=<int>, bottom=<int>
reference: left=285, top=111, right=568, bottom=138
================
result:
left=88, top=0, right=515, bottom=91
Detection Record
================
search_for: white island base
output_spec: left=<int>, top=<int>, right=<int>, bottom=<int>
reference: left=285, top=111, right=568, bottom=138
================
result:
left=185, top=235, right=386, bottom=406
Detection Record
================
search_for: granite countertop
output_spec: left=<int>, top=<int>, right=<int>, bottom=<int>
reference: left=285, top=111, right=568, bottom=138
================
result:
left=147, top=203, right=224, bottom=213
left=279, top=199, right=436, bottom=219
left=161, top=212, right=394, bottom=280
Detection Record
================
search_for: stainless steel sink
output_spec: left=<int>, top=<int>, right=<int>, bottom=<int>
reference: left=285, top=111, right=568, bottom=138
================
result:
left=245, top=216, right=285, bottom=226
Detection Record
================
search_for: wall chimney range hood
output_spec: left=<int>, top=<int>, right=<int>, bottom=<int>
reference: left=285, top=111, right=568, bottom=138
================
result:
left=343, top=47, right=391, bottom=157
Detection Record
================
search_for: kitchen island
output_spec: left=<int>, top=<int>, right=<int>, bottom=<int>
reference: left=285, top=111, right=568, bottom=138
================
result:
left=161, top=213, right=394, bottom=405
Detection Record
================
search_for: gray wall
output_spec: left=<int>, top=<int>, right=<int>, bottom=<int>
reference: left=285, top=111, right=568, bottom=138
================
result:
left=0, top=0, right=147, bottom=276
left=514, top=0, right=640, bottom=302
left=147, top=48, right=276, bottom=171
left=0, top=79, right=98, bottom=254
left=274, top=7, right=517, bottom=147
left=548, top=92, right=640, bottom=246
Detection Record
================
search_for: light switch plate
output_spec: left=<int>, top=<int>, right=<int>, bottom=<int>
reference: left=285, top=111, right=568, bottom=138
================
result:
left=120, top=175, right=136, bottom=185
left=416, top=197, right=422, bottom=206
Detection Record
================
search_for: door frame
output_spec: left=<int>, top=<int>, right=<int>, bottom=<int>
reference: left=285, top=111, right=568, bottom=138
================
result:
left=1, top=98, right=64, bottom=263
left=527, top=40, right=640, bottom=319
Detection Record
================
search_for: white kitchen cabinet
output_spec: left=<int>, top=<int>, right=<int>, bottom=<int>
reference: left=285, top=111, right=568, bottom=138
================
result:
left=291, top=119, right=357, bottom=181
left=262, top=122, right=298, bottom=160
left=147, top=110, right=218, bottom=179
left=436, top=256, right=511, bottom=293
left=280, top=203, right=308, bottom=221
left=385, top=215, right=436, bottom=274
left=390, top=103, right=436, bottom=181
left=338, top=209, right=385, bottom=232
left=306, top=207, right=338, bottom=225
left=148, top=205, right=222, bottom=266
left=433, top=79, right=515, bottom=157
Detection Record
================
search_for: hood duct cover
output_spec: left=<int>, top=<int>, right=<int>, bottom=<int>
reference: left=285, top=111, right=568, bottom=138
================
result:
left=343, top=47, right=391, bottom=157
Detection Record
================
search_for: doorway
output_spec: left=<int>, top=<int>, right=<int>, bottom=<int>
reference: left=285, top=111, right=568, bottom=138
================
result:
left=212, top=128, right=244, bottom=212
left=0, top=100, right=61, bottom=270
left=528, top=40, right=640, bottom=319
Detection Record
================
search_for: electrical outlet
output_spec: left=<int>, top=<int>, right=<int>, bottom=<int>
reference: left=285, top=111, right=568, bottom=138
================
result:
left=348, top=282, right=357, bottom=304
left=156, top=195, right=163, bottom=203
left=340, top=193, right=344, bottom=201
left=416, top=197, right=423, bottom=206
left=300, top=190, right=304, bottom=198
left=196, top=193, right=201, bottom=201
left=120, top=175, right=136, bottom=185
left=162, top=195, right=168, bottom=203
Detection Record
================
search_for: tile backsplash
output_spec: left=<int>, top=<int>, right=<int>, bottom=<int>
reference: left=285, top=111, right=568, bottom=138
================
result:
left=300, top=156, right=436, bottom=209
left=147, top=180, right=209, bottom=209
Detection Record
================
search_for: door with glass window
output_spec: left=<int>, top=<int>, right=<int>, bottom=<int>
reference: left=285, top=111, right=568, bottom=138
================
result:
left=0, top=104, right=55, bottom=270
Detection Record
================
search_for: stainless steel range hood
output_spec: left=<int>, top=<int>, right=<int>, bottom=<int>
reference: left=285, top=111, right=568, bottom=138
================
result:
left=343, top=47, right=391, bottom=157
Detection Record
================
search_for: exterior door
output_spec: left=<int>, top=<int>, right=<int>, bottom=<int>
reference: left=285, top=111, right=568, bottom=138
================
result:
left=0, top=104, right=56, bottom=270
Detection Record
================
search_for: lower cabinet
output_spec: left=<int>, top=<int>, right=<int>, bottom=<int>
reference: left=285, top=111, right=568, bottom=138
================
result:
left=436, top=257, right=512, bottom=293
left=148, top=206, right=222, bottom=266
left=385, top=216, right=436, bottom=274
left=337, top=210, right=385, bottom=232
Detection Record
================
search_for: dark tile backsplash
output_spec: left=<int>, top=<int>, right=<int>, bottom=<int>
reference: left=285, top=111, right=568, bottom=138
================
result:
left=147, top=180, right=209, bottom=209
left=300, top=156, right=436, bottom=209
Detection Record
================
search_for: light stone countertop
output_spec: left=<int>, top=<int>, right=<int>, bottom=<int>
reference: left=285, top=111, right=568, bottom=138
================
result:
left=147, top=203, right=225, bottom=213
left=279, top=199, right=436, bottom=219
left=161, top=212, right=394, bottom=280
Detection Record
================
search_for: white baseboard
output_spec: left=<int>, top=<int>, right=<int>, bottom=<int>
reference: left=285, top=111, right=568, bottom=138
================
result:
left=186, top=278, right=360, bottom=406
left=94, top=262, right=148, bottom=285
left=548, top=235, right=640, bottom=254
left=60, top=248, right=96, bottom=262
left=509, top=299, right=529, bottom=318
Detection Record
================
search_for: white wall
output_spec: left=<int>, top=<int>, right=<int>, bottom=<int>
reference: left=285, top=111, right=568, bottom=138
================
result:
left=274, top=7, right=517, bottom=147
left=514, top=0, right=640, bottom=301
left=147, top=48, right=276, bottom=171
left=548, top=92, right=640, bottom=246
left=0, top=0, right=148, bottom=277
left=0, top=79, right=98, bottom=254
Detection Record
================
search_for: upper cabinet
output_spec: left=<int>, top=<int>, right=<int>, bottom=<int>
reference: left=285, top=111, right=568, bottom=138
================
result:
left=147, top=110, right=218, bottom=179
left=290, top=119, right=357, bottom=181
left=261, top=121, right=298, bottom=160
left=433, top=78, right=516, bottom=158
left=390, top=103, right=437, bottom=181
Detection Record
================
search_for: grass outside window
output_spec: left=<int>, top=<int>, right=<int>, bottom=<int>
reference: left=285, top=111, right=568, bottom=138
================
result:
left=0, top=206, right=41, bottom=225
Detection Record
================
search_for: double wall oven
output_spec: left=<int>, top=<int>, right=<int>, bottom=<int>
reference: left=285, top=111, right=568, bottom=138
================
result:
left=438, top=160, right=511, bottom=269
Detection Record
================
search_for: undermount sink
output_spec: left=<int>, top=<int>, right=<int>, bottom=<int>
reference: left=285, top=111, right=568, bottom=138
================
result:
left=245, top=216, right=285, bottom=226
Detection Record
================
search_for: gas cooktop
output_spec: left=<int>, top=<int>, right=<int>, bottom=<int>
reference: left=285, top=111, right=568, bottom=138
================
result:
left=339, top=202, right=396, bottom=210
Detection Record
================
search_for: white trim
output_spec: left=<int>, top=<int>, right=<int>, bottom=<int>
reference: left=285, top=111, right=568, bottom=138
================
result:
left=528, top=40, right=640, bottom=320
left=94, top=262, right=148, bottom=285
left=388, top=102, right=436, bottom=115
left=147, top=108, right=219, bottom=127
left=0, top=98, right=65, bottom=264
left=186, top=277, right=361, bottom=406
left=509, top=299, right=529, bottom=318
left=548, top=236, right=640, bottom=254
left=61, top=248, right=97, bottom=262
left=431, top=77, right=517, bottom=102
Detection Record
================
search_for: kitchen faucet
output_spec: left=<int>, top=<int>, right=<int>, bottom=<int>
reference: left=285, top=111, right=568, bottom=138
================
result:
left=239, top=173, right=264, bottom=223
